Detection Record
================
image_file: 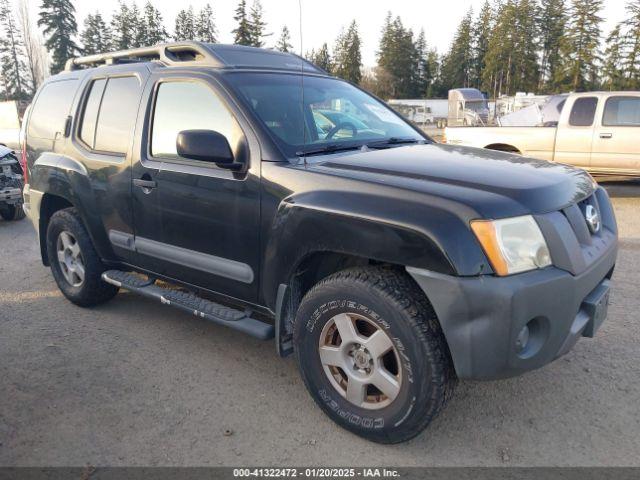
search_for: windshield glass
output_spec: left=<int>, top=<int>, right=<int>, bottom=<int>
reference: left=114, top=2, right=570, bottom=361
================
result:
left=226, top=72, right=425, bottom=157
left=466, top=101, right=488, bottom=113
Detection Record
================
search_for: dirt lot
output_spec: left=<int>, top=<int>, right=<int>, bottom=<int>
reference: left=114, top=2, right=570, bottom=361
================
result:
left=1, top=182, right=639, bottom=467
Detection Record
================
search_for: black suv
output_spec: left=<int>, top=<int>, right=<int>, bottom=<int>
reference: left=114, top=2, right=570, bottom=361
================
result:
left=22, top=42, right=618, bottom=443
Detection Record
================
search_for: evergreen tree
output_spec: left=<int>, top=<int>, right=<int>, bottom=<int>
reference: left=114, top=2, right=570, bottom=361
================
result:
left=555, top=0, right=604, bottom=91
left=512, top=0, right=540, bottom=93
left=0, top=0, right=30, bottom=99
left=249, top=0, right=267, bottom=47
left=81, top=12, right=111, bottom=55
left=622, top=0, right=640, bottom=89
left=232, top=0, right=252, bottom=46
left=482, top=0, right=517, bottom=97
left=376, top=14, right=421, bottom=98
left=38, top=0, right=79, bottom=74
left=425, top=49, right=443, bottom=97
left=195, top=4, right=217, bottom=43
left=602, top=25, right=625, bottom=90
left=472, top=0, right=493, bottom=90
left=128, top=2, right=145, bottom=48
left=141, top=2, right=167, bottom=46
left=110, top=1, right=134, bottom=50
left=441, top=8, right=474, bottom=91
left=333, top=21, right=362, bottom=84
left=310, top=42, right=331, bottom=72
left=174, top=7, right=196, bottom=41
left=537, top=0, right=566, bottom=91
left=414, top=29, right=431, bottom=97
left=276, top=26, right=293, bottom=52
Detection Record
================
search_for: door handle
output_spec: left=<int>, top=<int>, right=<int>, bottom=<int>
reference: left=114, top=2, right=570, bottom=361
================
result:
left=133, top=178, right=157, bottom=190
left=599, top=133, right=613, bottom=139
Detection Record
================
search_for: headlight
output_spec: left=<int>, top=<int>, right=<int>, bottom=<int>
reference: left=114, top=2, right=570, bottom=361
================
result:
left=470, top=215, right=552, bottom=276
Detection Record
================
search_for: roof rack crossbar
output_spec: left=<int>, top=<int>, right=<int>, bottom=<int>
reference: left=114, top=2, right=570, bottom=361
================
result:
left=65, top=42, right=224, bottom=71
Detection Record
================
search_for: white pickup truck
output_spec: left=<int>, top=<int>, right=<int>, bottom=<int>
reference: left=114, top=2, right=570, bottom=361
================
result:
left=444, top=91, right=640, bottom=177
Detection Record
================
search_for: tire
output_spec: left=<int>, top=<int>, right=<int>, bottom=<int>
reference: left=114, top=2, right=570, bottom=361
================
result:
left=294, top=267, right=456, bottom=444
left=0, top=203, right=26, bottom=221
left=46, top=207, right=119, bottom=307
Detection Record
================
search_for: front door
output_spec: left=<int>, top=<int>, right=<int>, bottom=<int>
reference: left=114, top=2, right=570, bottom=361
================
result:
left=591, top=94, right=640, bottom=174
left=130, top=73, right=261, bottom=303
left=554, top=96, right=597, bottom=168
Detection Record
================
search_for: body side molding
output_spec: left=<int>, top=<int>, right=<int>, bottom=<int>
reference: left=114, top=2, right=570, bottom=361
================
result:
left=108, top=230, right=255, bottom=284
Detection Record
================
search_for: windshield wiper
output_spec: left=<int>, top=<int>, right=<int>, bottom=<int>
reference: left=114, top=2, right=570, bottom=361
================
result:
left=366, top=137, right=424, bottom=149
left=296, top=143, right=364, bottom=157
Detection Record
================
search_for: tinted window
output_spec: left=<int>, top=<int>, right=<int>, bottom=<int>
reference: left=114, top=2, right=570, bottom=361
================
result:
left=569, top=97, right=598, bottom=127
left=151, top=81, right=243, bottom=159
left=28, top=79, right=79, bottom=139
left=603, top=96, right=640, bottom=126
left=94, top=76, right=141, bottom=154
left=79, top=78, right=106, bottom=148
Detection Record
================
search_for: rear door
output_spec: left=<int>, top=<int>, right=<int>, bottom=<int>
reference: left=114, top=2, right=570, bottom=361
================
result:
left=70, top=71, right=149, bottom=264
left=591, top=94, right=640, bottom=173
left=130, top=72, right=262, bottom=303
left=554, top=96, right=598, bottom=168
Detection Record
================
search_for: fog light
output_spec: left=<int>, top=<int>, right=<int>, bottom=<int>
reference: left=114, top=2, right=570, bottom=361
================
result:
left=515, top=325, right=530, bottom=353
left=516, top=317, right=550, bottom=359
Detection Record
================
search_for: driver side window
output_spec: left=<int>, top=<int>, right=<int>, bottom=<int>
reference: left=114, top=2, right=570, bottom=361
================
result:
left=151, top=80, right=244, bottom=161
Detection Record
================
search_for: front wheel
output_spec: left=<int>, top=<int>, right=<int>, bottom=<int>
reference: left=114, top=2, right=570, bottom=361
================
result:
left=294, top=267, right=456, bottom=443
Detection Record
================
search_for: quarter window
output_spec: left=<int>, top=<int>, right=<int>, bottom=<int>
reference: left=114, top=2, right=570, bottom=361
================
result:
left=569, top=97, right=598, bottom=127
left=28, top=79, right=79, bottom=139
left=603, top=96, right=640, bottom=126
left=151, top=80, right=243, bottom=160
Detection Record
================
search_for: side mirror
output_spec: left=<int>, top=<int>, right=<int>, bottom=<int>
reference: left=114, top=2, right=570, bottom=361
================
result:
left=176, top=129, right=237, bottom=168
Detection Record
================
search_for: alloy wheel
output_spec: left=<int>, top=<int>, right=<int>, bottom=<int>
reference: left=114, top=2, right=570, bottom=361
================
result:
left=318, top=312, right=402, bottom=410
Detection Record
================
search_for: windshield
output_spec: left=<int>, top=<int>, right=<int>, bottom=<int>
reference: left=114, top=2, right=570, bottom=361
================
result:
left=226, top=72, right=425, bottom=157
left=466, top=100, right=488, bottom=113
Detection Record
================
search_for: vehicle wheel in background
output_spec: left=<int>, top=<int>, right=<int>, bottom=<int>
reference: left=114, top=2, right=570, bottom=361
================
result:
left=294, top=267, right=456, bottom=444
left=46, top=207, right=119, bottom=307
left=0, top=203, right=26, bottom=221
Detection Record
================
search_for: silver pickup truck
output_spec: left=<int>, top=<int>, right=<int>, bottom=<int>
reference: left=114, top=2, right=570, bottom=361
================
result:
left=445, top=91, right=640, bottom=177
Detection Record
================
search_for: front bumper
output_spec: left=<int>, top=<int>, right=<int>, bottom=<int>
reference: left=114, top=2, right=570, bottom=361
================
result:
left=407, top=239, right=617, bottom=380
left=1, top=186, right=22, bottom=205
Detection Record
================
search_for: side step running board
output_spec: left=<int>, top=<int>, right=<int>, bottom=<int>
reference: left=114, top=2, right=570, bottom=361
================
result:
left=102, top=270, right=274, bottom=340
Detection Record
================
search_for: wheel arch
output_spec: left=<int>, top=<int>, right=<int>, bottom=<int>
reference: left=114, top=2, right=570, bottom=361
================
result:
left=484, top=143, right=522, bottom=154
left=38, top=193, right=74, bottom=266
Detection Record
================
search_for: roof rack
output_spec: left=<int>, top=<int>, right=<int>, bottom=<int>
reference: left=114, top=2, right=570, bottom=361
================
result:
left=65, top=42, right=325, bottom=74
left=65, top=42, right=222, bottom=71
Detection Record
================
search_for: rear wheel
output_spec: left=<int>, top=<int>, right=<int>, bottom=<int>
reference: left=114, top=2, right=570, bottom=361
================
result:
left=0, top=203, right=26, bottom=221
left=46, top=207, right=118, bottom=307
left=294, top=267, right=456, bottom=444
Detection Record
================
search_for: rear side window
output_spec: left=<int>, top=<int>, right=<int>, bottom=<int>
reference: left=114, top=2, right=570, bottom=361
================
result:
left=150, top=81, right=244, bottom=160
left=569, top=97, right=598, bottom=127
left=28, top=79, right=79, bottom=139
left=78, top=76, right=141, bottom=154
left=95, top=77, right=141, bottom=153
left=603, top=96, right=640, bottom=126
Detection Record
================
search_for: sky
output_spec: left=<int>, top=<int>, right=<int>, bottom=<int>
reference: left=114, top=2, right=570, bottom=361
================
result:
left=27, top=0, right=630, bottom=67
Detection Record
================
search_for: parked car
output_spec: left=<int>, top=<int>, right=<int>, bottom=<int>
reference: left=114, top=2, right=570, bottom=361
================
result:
left=0, top=145, right=25, bottom=221
left=22, top=43, right=618, bottom=444
left=444, top=91, right=640, bottom=177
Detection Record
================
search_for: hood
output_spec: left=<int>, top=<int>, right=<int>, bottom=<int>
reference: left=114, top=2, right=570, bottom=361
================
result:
left=303, top=143, right=595, bottom=219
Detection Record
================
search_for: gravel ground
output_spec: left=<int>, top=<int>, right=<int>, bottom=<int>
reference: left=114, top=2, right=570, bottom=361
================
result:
left=1, top=183, right=639, bottom=467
